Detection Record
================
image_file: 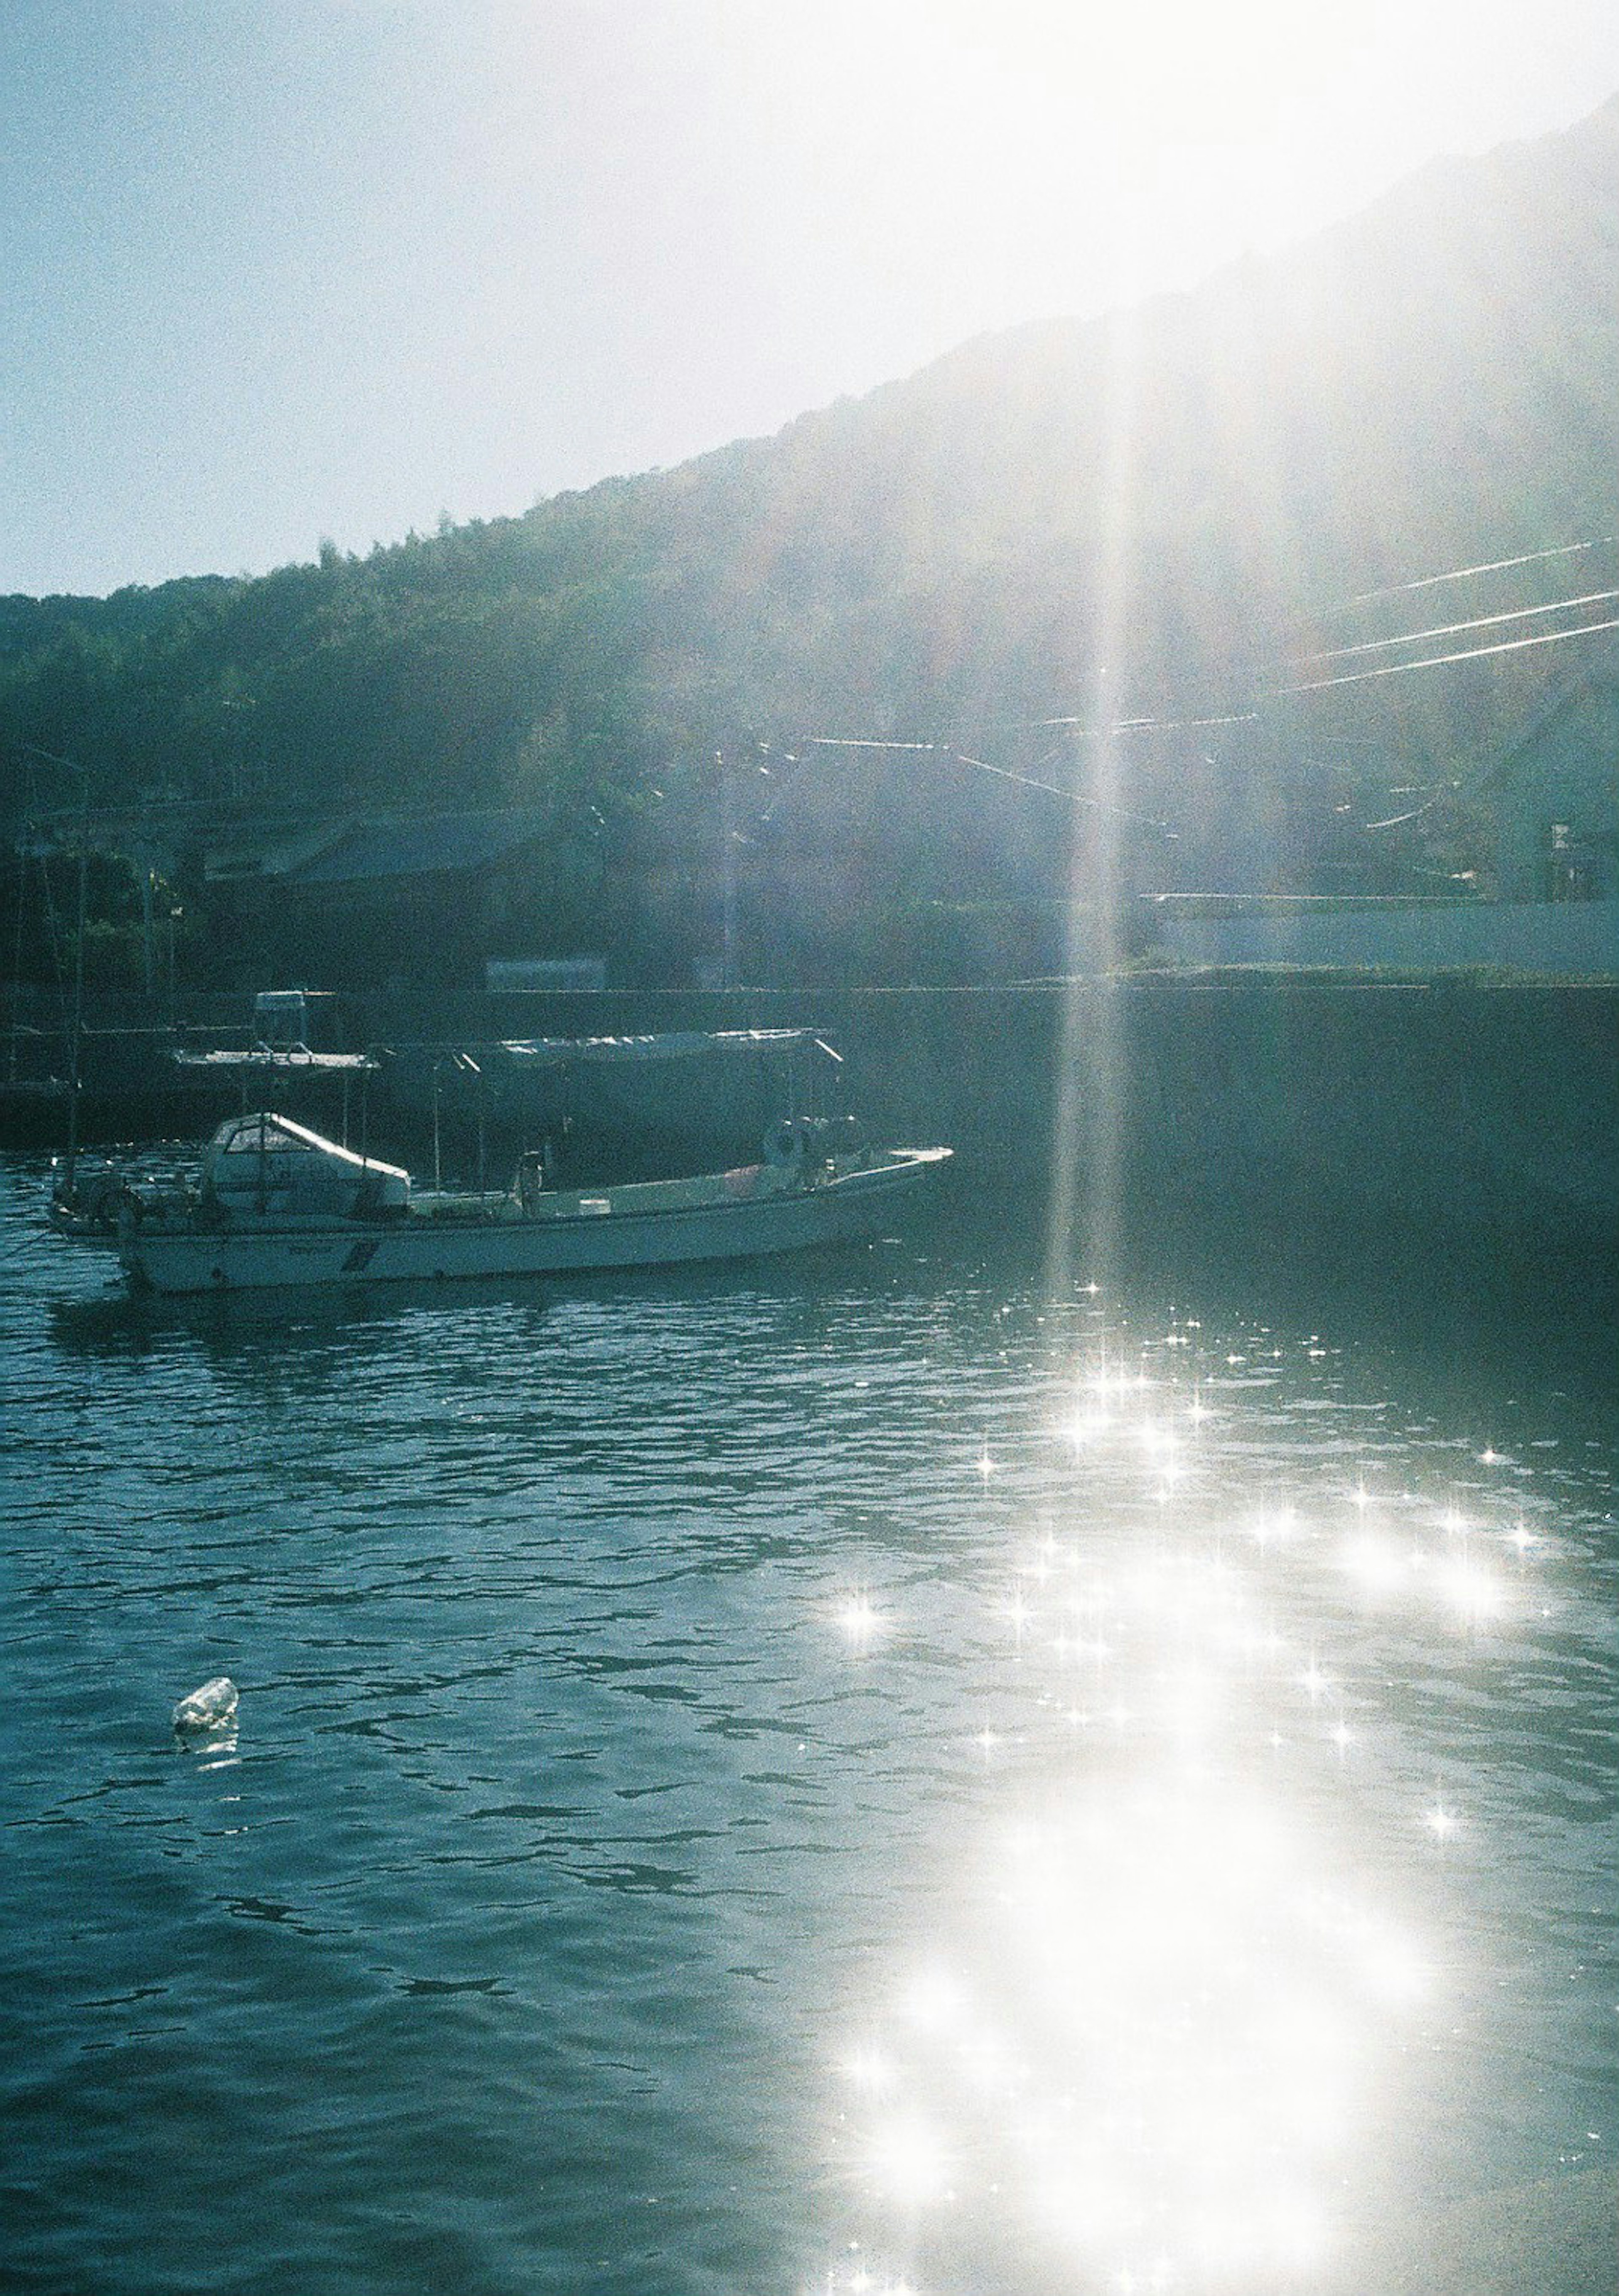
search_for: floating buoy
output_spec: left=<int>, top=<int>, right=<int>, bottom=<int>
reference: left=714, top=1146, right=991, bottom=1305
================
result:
left=172, top=1676, right=239, bottom=1734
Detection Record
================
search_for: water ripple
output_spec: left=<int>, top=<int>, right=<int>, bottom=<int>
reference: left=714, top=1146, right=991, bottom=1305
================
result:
left=2, top=1153, right=1615, bottom=2293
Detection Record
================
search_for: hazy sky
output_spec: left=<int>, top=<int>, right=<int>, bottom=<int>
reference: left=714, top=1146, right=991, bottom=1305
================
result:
left=4, top=0, right=1616, bottom=598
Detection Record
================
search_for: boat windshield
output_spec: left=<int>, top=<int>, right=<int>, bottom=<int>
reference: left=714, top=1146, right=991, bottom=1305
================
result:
left=204, top=1114, right=405, bottom=1181
left=214, top=1118, right=319, bottom=1155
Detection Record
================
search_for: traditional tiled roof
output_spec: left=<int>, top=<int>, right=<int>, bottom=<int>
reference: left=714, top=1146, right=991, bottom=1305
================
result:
left=285, top=810, right=550, bottom=884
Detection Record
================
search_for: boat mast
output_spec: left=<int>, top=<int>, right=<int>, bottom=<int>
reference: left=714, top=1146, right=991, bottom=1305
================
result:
left=63, top=831, right=87, bottom=1195
left=23, top=747, right=92, bottom=1199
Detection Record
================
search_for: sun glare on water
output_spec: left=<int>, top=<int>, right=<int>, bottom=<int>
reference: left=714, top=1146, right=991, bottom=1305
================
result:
left=809, top=1312, right=1546, bottom=2293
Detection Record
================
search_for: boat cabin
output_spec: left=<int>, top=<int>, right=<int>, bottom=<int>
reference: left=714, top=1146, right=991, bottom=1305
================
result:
left=201, top=1113, right=410, bottom=1222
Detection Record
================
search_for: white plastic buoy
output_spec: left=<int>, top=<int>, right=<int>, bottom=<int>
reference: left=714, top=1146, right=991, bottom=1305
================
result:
left=172, top=1676, right=239, bottom=1734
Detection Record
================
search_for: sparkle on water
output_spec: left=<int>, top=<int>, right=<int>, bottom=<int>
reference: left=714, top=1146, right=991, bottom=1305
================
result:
left=2, top=1155, right=1614, bottom=2296
left=812, top=1308, right=1612, bottom=2296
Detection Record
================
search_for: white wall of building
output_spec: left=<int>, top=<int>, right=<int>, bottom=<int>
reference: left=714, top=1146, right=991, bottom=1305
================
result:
left=1148, top=899, right=1619, bottom=976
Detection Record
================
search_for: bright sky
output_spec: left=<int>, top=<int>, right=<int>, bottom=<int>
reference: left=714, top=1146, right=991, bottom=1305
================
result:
left=3, top=0, right=1616, bottom=598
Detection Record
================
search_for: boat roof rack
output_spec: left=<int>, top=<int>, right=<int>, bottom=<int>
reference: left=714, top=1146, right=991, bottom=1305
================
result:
left=495, top=1029, right=820, bottom=1067
left=172, top=1048, right=379, bottom=1074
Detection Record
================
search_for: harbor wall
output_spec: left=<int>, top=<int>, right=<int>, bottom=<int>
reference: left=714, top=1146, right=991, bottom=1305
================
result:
left=380, top=976, right=1619, bottom=1264
left=8, top=977, right=1616, bottom=1264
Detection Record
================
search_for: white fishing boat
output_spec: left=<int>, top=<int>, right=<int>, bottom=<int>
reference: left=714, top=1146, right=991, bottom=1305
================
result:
left=61, top=1107, right=950, bottom=1296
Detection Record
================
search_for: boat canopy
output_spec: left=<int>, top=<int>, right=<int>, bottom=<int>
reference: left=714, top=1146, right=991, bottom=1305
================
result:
left=379, top=1030, right=845, bottom=1179
left=173, top=1048, right=377, bottom=1074
left=496, top=1029, right=818, bottom=1067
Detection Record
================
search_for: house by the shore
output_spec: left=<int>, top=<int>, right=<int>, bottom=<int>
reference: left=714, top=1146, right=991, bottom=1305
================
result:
left=1144, top=649, right=1619, bottom=975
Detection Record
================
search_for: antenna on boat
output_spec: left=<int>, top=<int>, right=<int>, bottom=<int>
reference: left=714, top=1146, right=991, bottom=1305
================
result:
left=65, top=827, right=87, bottom=1198
left=432, top=1051, right=480, bottom=1192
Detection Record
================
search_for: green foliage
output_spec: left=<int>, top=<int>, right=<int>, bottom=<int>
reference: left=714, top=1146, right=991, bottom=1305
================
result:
left=2, top=97, right=1616, bottom=988
left=0, top=850, right=179, bottom=994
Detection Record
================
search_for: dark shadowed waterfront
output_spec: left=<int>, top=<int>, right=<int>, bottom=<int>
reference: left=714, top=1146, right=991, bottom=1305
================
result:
left=2, top=1151, right=1615, bottom=2296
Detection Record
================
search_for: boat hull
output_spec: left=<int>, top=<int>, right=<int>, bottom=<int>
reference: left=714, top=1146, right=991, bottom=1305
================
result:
left=118, top=1150, right=949, bottom=1295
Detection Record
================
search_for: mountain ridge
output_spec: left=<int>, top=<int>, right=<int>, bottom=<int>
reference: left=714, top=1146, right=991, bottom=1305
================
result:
left=3, top=92, right=1617, bottom=845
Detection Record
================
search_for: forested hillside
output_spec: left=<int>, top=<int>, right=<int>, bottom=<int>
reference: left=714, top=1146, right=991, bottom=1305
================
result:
left=4, top=95, right=1617, bottom=867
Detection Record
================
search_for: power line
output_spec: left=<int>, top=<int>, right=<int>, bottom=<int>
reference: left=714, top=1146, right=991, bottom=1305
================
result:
left=799, top=736, right=943, bottom=753
left=1025, top=710, right=1259, bottom=735
left=793, top=733, right=1175, bottom=829
left=922, top=705, right=1259, bottom=738
left=797, top=586, right=1619, bottom=790
left=1273, top=609, right=1619, bottom=696
left=1315, top=534, right=1619, bottom=621
left=1294, top=587, right=1619, bottom=668
left=947, top=750, right=1173, bottom=830
left=1364, top=794, right=1458, bottom=831
left=803, top=707, right=1256, bottom=749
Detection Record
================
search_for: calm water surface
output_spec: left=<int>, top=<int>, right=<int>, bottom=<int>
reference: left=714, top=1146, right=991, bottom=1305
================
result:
left=2, top=1152, right=1615, bottom=2295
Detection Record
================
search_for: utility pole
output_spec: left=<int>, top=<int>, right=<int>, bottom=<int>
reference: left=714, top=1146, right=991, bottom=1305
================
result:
left=718, top=746, right=738, bottom=993
left=136, top=843, right=157, bottom=1001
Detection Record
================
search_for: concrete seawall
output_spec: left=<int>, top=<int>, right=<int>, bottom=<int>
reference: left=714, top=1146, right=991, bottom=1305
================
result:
left=409, top=978, right=1616, bottom=1262
left=11, top=977, right=1616, bottom=1265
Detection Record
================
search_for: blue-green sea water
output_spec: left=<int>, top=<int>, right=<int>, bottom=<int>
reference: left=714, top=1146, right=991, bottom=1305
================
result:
left=2, top=1152, right=1615, bottom=2294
